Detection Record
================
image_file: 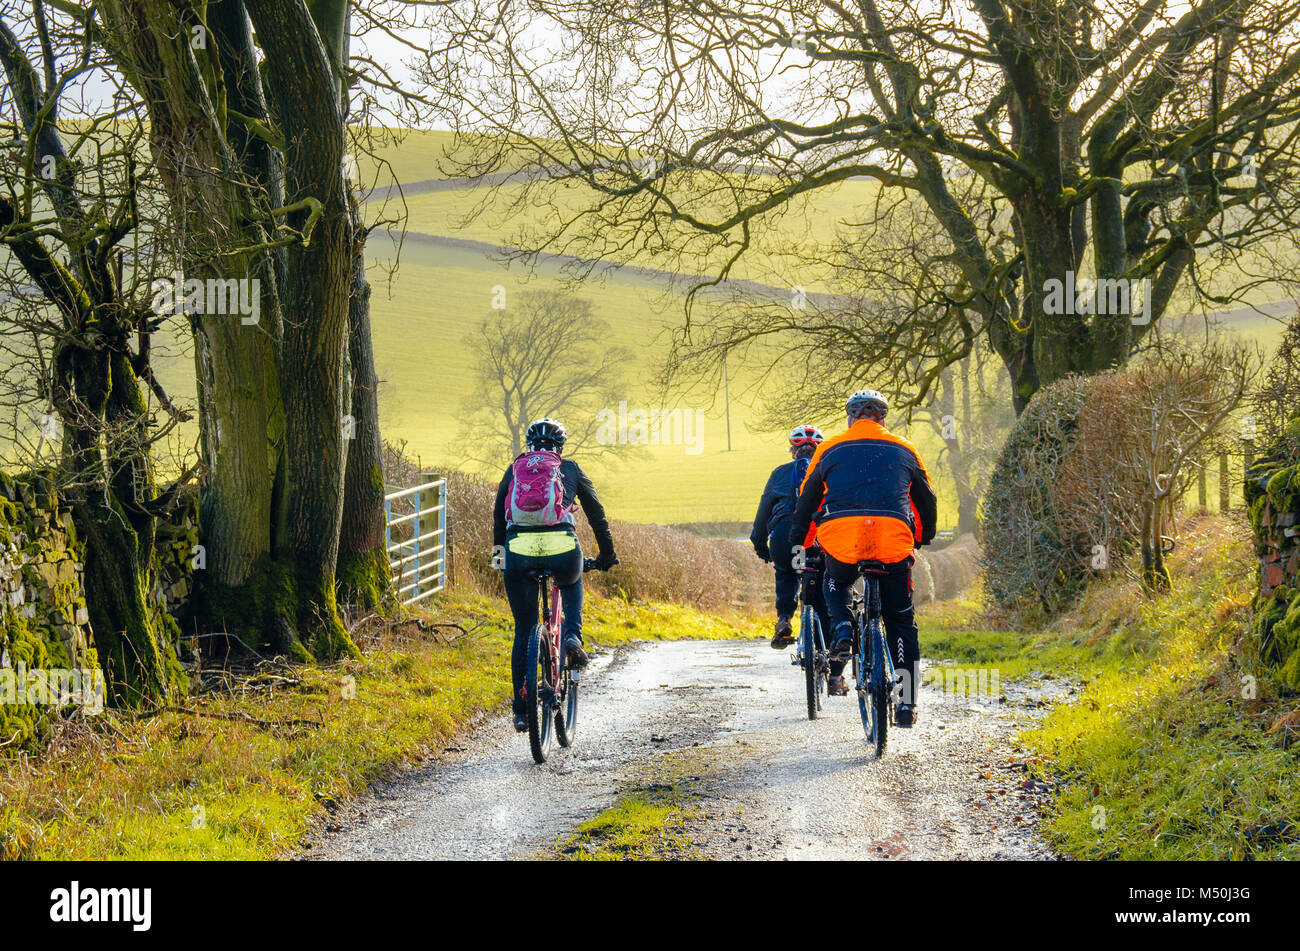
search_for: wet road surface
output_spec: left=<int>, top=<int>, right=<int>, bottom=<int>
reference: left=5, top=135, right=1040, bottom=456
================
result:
left=310, top=639, right=1060, bottom=860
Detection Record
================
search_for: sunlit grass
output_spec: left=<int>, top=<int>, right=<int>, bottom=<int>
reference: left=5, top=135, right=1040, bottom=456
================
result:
left=558, top=785, right=700, bottom=861
left=1021, top=517, right=1300, bottom=859
left=0, top=593, right=765, bottom=860
left=917, top=516, right=1300, bottom=859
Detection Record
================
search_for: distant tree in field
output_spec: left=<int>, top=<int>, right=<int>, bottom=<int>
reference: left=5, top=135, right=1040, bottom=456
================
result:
left=730, top=209, right=1016, bottom=534
left=921, top=359, right=1014, bottom=537
left=420, top=0, right=1300, bottom=414
left=461, top=290, right=633, bottom=467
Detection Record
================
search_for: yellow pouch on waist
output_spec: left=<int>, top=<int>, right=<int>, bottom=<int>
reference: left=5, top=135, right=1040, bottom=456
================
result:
left=507, top=531, right=578, bottom=557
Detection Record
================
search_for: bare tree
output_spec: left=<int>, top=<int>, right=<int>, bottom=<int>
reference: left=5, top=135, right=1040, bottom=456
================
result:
left=417, top=0, right=1300, bottom=414
left=460, top=290, right=633, bottom=467
left=1250, top=310, right=1300, bottom=446
left=920, top=358, right=1014, bottom=536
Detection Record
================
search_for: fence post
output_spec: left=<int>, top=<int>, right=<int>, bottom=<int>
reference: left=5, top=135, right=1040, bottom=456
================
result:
left=437, top=480, right=446, bottom=591
left=413, top=487, right=422, bottom=600
left=1197, top=462, right=1207, bottom=510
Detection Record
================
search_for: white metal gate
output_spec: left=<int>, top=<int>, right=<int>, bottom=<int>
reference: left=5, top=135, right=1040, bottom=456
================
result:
left=384, top=478, right=447, bottom=605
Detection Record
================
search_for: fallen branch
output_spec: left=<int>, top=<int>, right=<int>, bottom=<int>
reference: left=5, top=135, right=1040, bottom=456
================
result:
left=140, top=705, right=322, bottom=731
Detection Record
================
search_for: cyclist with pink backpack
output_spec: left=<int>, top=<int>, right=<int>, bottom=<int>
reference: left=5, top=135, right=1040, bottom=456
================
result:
left=493, top=418, right=619, bottom=733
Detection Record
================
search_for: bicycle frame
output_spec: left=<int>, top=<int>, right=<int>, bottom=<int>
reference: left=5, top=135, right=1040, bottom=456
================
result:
left=795, top=550, right=830, bottom=718
left=858, top=575, right=896, bottom=689
left=538, top=573, right=565, bottom=695
left=851, top=563, right=896, bottom=755
left=796, top=560, right=827, bottom=661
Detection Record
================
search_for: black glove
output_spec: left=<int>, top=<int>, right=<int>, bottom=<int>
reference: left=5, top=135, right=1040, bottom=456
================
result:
left=595, top=550, right=619, bottom=571
left=752, top=541, right=770, bottom=563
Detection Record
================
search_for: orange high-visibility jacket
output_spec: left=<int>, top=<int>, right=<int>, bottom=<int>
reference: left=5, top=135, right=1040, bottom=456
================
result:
left=790, top=418, right=937, bottom=565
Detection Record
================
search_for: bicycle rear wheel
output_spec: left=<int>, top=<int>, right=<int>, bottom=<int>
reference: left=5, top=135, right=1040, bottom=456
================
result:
left=525, top=624, right=554, bottom=763
left=802, top=604, right=825, bottom=720
left=555, top=668, right=579, bottom=746
left=854, top=623, right=871, bottom=740
left=869, top=620, right=889, bottom=758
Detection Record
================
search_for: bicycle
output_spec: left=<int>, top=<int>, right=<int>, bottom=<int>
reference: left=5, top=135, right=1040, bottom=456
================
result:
left=790, top=545, right=828, bottom=719
left=849, top=560, right=896, bottom=757
left=522, top=556, right=612, bottom=764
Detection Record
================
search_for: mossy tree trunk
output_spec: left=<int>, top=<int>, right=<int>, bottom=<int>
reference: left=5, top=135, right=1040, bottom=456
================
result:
left=246, top=0, right=359, bottom=658
left=99, top=0, right=301, bottom=655
left=338, top=204, right=391, bottom=611
left=0, top=19, right=185, bottom=705
left=99, top=0, right=380, bottom=660
left=1139, top=502, right=1172, bottom=594
left=56, top=343, right=186, bottom=705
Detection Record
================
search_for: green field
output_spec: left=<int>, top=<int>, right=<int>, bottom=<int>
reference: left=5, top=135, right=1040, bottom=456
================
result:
left=6, top=126, right=1294, bottom=528
left=359, top=138, right=1292, bottom=528
left=358, top=135, right=990, bottom=527
left=364, top=235, right=883, bottom=525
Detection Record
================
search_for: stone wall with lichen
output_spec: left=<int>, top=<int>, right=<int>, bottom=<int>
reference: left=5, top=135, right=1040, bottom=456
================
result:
left=1245, top=417, right=1300, bottom=690
left=149, top=491, right=201, bottom=628
left=0, top=473, right=97, bottom=748
left=0, top=474, right=199, bottom=749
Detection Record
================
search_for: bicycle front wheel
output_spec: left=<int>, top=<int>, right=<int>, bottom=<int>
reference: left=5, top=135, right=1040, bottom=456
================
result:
left=869, top=620, right=889, bottom=758
left=555, top=667, right=579, bottom=747
left=802, top=604, right=824, bottom=720
left=525, top=624, right=554, bottom=763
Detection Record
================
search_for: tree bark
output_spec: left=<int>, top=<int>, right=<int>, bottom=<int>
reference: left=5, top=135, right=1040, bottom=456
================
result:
left=99, top=0, right=289, bottom=648
left=337, top=208, right=390, bottom=610
left=1, top=17, right=185, bottom=705
left=246, top=0, right=358, bottom=658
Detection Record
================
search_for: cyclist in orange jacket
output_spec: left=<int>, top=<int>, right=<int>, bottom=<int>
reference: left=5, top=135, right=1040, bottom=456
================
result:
left=789, top=389, right=937, bottom=725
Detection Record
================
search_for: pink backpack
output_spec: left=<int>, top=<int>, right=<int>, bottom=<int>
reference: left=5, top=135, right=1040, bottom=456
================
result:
left=506, top=451, right=570, bottom=526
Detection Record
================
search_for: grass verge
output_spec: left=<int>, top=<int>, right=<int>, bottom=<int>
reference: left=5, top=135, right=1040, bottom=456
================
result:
left=557, top=783, right=701, bottom=860
left=919, top=514, right=1300, bottom=859
left=0, top=593, right=764, bottom=860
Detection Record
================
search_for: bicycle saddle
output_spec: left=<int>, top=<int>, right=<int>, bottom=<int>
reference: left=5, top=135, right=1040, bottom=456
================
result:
left=856, top=560, right=890, bottom=576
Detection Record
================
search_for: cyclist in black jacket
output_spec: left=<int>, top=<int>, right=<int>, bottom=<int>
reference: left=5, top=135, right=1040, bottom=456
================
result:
left=751, top=425, right=829, bottom=651
left=494, top=419, right=618, bottom=733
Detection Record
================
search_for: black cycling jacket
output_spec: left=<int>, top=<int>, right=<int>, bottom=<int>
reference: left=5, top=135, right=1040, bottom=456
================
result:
left=749, top=459, right=807, bottom=557
left=493, top=457, right=615, bottom=556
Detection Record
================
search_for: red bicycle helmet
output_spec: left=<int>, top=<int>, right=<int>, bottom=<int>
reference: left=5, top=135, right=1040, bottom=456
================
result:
left=788, top=424, right=825, bottom=448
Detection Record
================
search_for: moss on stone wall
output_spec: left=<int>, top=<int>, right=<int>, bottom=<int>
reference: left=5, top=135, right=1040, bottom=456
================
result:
left=1245, top=416, right=1300, bottom=690
left=0, top=472, right=100, bottom=750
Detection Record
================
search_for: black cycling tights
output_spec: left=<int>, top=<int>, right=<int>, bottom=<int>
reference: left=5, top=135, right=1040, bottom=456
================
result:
left=503, top=546, right=583, bottom=714
left=822, top=554, right=920, bottom=704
